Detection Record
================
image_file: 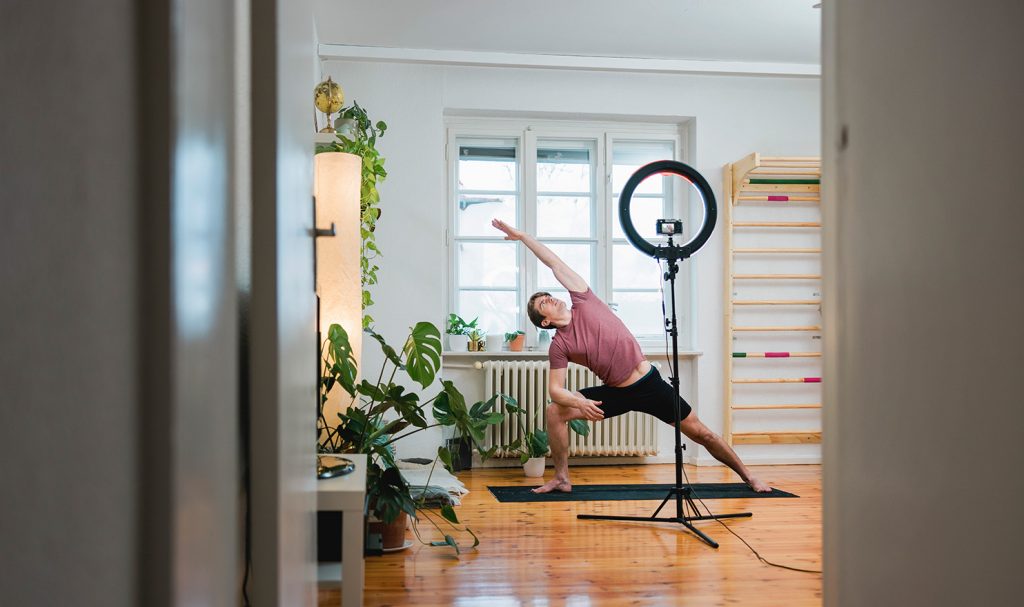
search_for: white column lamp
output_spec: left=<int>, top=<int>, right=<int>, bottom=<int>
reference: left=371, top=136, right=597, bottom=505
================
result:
left=314, top=151, right=362, bottom=416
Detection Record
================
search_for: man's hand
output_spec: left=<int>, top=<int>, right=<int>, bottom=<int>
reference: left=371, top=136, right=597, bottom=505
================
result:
left=492, top=218, right=525, bottom=241
left=576, top=398, right=604, bottom=421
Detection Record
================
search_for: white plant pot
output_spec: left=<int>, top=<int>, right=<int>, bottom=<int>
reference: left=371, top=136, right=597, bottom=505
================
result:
left=449, top=335, right=469, bottom=352
left=485, top=334, right=503, bottom=352
left=523, top=457, right=546, bottom=477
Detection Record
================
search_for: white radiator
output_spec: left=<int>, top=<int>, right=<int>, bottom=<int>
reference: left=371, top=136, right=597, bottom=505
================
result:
left=482, top=360, right=659, bottom=457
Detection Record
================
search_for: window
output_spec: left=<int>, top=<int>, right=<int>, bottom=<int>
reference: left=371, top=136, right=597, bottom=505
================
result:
left=448, top=119, right=686, bottom=347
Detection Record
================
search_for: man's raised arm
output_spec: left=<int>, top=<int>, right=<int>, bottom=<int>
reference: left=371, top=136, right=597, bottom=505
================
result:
left=492, top=219, right=588, bottom=292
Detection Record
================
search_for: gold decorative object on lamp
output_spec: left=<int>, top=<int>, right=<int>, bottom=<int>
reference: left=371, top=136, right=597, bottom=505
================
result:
left=315, top=151, right=362, bottom=415
left=314, top=76, right=344, bottom=133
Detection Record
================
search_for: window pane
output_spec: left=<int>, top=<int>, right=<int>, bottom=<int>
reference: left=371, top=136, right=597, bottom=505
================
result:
left=537, top=141, right=593, bottom=193
left=459, top=290, right=518, bottom=335
left=536, top=244, right=592, bottom=290
left=612, top=291, right=664, bottom=336
left=458, top=242, right=517, bottom=288
left=613, top=244, right=662, bottom=289
left=613, top=195, right=665, bottom=239
left=458, top=139, right=517, bottom=191
left=612, top=140, right=675, bottom=194
left=457, top=194, right=516, bottom=237
left=537, top=196, right=592, bottom=237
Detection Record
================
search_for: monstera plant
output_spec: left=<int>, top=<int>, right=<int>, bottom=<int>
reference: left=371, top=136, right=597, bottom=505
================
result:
left=319, top=321, right=517, bottom=554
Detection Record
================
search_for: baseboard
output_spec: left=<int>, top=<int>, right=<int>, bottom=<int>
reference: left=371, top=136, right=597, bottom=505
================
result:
left=472, top=454, right=699, bottom=468
left=692, top=454, right=823, bottom=466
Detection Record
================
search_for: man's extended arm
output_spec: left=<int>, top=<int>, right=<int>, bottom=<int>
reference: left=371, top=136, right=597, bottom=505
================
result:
left=492, top=219, right=588, bottom=292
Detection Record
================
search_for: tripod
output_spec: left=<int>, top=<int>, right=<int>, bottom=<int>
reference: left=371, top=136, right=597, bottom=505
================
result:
left=577, top=235, right=751, bottom=549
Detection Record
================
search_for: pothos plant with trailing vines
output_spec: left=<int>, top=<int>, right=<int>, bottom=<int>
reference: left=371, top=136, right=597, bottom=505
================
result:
left=318, top=321, right=520, bottom=554
left=315, top=101, right=387, bottom=329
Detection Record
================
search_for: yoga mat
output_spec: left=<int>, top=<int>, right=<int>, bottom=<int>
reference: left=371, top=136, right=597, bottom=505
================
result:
left=488, top=483, right=797, bottom=503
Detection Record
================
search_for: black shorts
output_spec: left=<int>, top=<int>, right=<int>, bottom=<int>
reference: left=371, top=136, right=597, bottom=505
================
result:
left=578, top=366, right=691, bottom=425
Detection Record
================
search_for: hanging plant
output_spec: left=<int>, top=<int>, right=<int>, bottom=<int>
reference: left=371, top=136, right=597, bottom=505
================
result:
left=316, top=101, right=387, bottom=329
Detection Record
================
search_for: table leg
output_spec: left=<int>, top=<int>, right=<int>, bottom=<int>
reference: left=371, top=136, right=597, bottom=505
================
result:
left=341, top=509, right=364, bottom=606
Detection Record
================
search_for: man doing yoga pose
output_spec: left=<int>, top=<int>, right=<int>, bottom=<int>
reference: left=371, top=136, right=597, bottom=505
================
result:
left=492, top=219, right=771, bottom=494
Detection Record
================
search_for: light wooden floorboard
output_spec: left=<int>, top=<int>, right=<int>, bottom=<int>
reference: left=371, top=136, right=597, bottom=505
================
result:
left=319, top=463, right=822, bottom=606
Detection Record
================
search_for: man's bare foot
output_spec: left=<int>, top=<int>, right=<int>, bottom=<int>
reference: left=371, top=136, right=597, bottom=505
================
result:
left=531, top=478, right=572, bottom=494
left=747, top=477, right=772, bottom=493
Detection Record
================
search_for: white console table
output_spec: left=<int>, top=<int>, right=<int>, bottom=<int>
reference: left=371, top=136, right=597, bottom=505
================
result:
left=317, top=453, right=367, bottom=606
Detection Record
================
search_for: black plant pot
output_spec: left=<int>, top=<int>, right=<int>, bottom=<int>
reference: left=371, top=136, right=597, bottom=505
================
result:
left=445, top=437, right=473, bottom=472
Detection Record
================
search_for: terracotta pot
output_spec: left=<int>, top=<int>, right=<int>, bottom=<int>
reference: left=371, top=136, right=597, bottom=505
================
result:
left=509, top=334, right=526, bottom=351
left=368, top=510, right=408, bottom=550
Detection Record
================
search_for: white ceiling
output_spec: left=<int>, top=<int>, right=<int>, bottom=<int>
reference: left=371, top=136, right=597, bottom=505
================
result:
left=314, top=0, right=821, bottom=66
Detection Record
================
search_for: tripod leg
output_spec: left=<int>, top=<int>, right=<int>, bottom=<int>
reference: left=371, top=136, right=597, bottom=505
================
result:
left=650, top=492, right=674, bottom=518
left=681, top=520, right=719, bottom=549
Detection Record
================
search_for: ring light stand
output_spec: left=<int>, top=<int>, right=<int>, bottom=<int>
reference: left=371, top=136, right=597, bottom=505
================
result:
left=576, top=160, right=752, bottom=548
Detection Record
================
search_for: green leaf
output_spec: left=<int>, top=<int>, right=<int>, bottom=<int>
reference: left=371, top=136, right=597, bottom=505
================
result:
left=431, top=391, right=456, bottom=426
left=356, top=380, right=387, bottom=401
left=440, top=505, right=460, bottom=525
left=444, top=534, right=460, bottom=556
left=365, top=327, right=402, bottom=366
left=569, top=419, right=591, bottom=436
left=437, top=445, right=453, bottom=471
left=404, top=322, right=442, bottom=388
left=528, top=431, right=550, bottom=458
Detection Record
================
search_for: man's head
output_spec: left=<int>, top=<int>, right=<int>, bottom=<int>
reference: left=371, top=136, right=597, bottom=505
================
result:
left=527, top=291, right=568, bottom=328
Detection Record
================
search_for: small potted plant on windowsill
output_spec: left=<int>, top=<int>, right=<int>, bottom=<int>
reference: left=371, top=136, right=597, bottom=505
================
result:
left=445, top=313, right=478, bottom=352
left=505, top=330, right=526, bottom=352
left=467, top=328, right=485, bottom=352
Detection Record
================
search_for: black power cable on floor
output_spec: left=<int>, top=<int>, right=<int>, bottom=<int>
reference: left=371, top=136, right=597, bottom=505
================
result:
left=657, top=259, right=821, bottom=575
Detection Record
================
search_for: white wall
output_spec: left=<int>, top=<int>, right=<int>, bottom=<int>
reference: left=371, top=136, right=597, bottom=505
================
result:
left=823, top=1, right=1024, bottom=605
left=322, top=59, right=821, bottom=463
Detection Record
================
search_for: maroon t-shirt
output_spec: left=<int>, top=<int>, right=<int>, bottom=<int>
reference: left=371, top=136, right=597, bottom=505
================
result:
left=548, top=288, right=645, bottom=387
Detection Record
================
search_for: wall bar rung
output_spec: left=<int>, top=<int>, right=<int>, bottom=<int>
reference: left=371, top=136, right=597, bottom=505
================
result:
left=733, top=221, right=821, bottom=228
left=736, top=195, right=821, bottom=203
left=731, top=432, right=822, bottom=445
left=739, top=184, right=820, bottom=193
left=732, top=325, right=821, bottom=332
left=732, top=273, right=822, bottom=280
left=746, top=178, right=821, bottom=185
left=732, top=300, right=820, bottom=306
left=761, top=156, right=820, bottom=162
left=733, top=247, right=822, bottom=254
left=732, top=377, right=822, bottom=384
left=733, top=352, right=822, bottom=358
left=749, top=168, right=821, bottom=175
left=733, top=404, right=822, bottom=410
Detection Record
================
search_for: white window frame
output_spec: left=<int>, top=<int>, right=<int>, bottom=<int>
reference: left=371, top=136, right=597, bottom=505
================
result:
left=446, top=116, right=690, bottom=349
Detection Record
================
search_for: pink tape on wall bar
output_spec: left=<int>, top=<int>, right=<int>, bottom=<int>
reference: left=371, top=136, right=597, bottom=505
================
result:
left=805, top=377, right=822, bottom=383
left=765, top=352, right=790, bottom=357
left=767, top=195, right=790, bottom=201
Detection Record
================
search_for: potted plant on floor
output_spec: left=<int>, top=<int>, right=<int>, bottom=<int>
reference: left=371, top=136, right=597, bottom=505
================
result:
left=505, top=330, right=526, bottom=352
left=445, top=313, right=477, bottom=352
left=319, top=322, right=516, bottom=554
left=502, top=407, right=590, bottom=477
left=507, top=429, right=550, bottom=477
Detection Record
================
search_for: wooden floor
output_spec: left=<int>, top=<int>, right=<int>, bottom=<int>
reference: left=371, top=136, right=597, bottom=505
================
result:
left=319, top=463, right=821, bottom=606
